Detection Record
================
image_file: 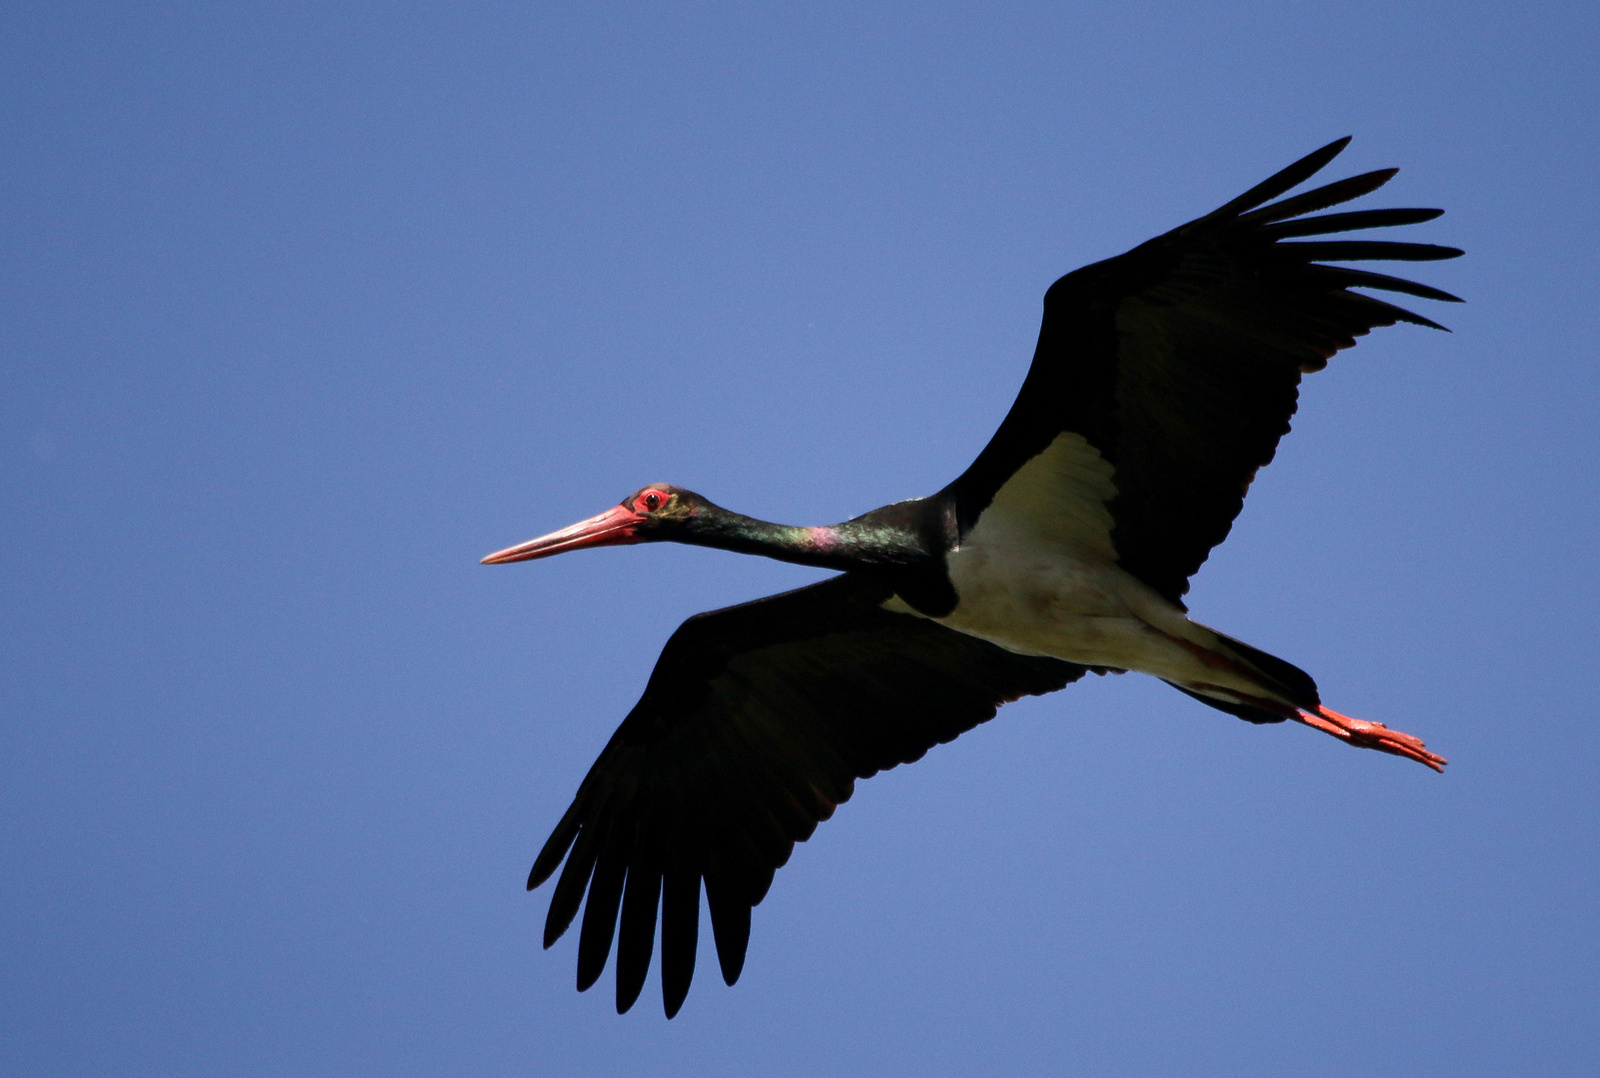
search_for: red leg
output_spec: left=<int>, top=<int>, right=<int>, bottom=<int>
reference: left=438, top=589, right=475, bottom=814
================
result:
left=1296, top=705, right=1447, bottom=772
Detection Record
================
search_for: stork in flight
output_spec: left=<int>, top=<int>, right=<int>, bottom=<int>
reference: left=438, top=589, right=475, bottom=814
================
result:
left=484, top=138, right=1460, bottom=1017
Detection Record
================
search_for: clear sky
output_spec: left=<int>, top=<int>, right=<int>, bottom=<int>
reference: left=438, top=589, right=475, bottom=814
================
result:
left=3, top=2, right=1597, bottom=1075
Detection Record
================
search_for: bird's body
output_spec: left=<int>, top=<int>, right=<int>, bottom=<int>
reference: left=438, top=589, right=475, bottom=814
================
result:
left=936, top=538, right=1228, bottom=695
left=484, top=138, right=1461, bottom=1017
left=928, top=431, right=1203, bottom=675
left=919, top=430, right=1318, bottom=719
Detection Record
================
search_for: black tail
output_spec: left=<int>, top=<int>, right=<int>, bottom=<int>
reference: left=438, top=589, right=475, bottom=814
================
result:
left=1164, top=633, right=1321, bottom=725
left=1214, top=632, right=1320, bottom=706
left=1166, top=684, right=1287, bottom=725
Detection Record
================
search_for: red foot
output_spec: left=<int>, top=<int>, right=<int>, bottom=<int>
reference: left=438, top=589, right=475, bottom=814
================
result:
left=1296, top=705, right=1446, bottom=772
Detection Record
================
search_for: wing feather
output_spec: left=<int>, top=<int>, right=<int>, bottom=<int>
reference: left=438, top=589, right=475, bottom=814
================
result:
left=531, top=572, right=1094, bottom=1016
left=946, top=138, right=1461, bottom=602
left=1260, top=207, right=1444, bottom=238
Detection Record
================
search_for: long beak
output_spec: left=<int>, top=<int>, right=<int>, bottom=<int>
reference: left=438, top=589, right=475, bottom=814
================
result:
left=481, top=505, right=645, bottom=564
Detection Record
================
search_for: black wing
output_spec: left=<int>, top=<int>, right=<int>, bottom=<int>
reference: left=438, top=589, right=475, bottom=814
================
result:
left=945, top=137, right=1463, bottom=604
left=529, top=572, right=1093, bottom=1017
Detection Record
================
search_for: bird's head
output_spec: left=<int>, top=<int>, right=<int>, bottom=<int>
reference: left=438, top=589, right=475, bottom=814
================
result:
left=481, top=484, right=702, bottom=564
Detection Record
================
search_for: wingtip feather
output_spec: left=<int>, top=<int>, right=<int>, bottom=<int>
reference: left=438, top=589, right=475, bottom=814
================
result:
left=707, top=887, right=752, bottom=986
left=528, top=804, right=585, bottom=890
left=660, top=869, right=699, bottom=1019
left=1206, top=137, right=1354, bottom=220
left=1241, top=169, right=1400, bottom=226
left=575, top=849, right=628, bottom=993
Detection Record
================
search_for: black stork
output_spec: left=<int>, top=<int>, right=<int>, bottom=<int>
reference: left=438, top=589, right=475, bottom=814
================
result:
left=484, top=138, right=1460, bottom=1018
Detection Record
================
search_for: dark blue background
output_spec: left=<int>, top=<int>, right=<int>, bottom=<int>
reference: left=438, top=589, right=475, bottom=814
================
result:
left=4, top=3, right=1596, bottom=1074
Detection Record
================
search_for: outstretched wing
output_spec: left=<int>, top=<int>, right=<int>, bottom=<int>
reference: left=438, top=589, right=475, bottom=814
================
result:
left=529, top=572, right=1094, bottom=1017
left=945, top=137, right=1462, bottom=604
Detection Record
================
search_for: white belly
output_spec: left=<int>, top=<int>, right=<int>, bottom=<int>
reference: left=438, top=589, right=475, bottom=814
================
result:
left=942, top=535, right=1210, bottom=674
left=890, top=508, right=1273, bottom=702
left=897, top=429, right=1284, bottom=705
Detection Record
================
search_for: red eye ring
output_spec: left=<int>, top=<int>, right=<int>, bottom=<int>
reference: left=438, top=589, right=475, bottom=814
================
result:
left=635, top=490, right=666, bottom=513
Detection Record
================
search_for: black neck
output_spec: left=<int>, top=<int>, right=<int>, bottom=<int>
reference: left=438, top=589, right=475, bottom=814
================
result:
left=686, top=497, right=949, bottom=563
left=674, top=496, right=960, bottom=615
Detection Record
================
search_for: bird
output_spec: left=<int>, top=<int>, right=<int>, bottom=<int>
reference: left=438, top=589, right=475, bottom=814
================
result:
left=483, top=137, right=1460, bottom=1018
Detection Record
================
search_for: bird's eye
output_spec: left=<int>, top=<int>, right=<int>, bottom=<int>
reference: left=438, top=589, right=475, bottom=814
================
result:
left=635, top=491, right=666, bottom=513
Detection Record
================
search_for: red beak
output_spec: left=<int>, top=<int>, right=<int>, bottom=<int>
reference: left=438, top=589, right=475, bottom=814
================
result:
left=481, top=504, right=645, bottom=564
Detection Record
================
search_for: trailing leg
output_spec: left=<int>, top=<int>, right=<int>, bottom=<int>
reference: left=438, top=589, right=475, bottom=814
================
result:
left=1294, top=704, right=1446, bottom=772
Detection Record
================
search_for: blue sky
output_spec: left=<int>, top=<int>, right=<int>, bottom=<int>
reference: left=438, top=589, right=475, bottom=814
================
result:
left=3, top=2, right=1597, bottom=1075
